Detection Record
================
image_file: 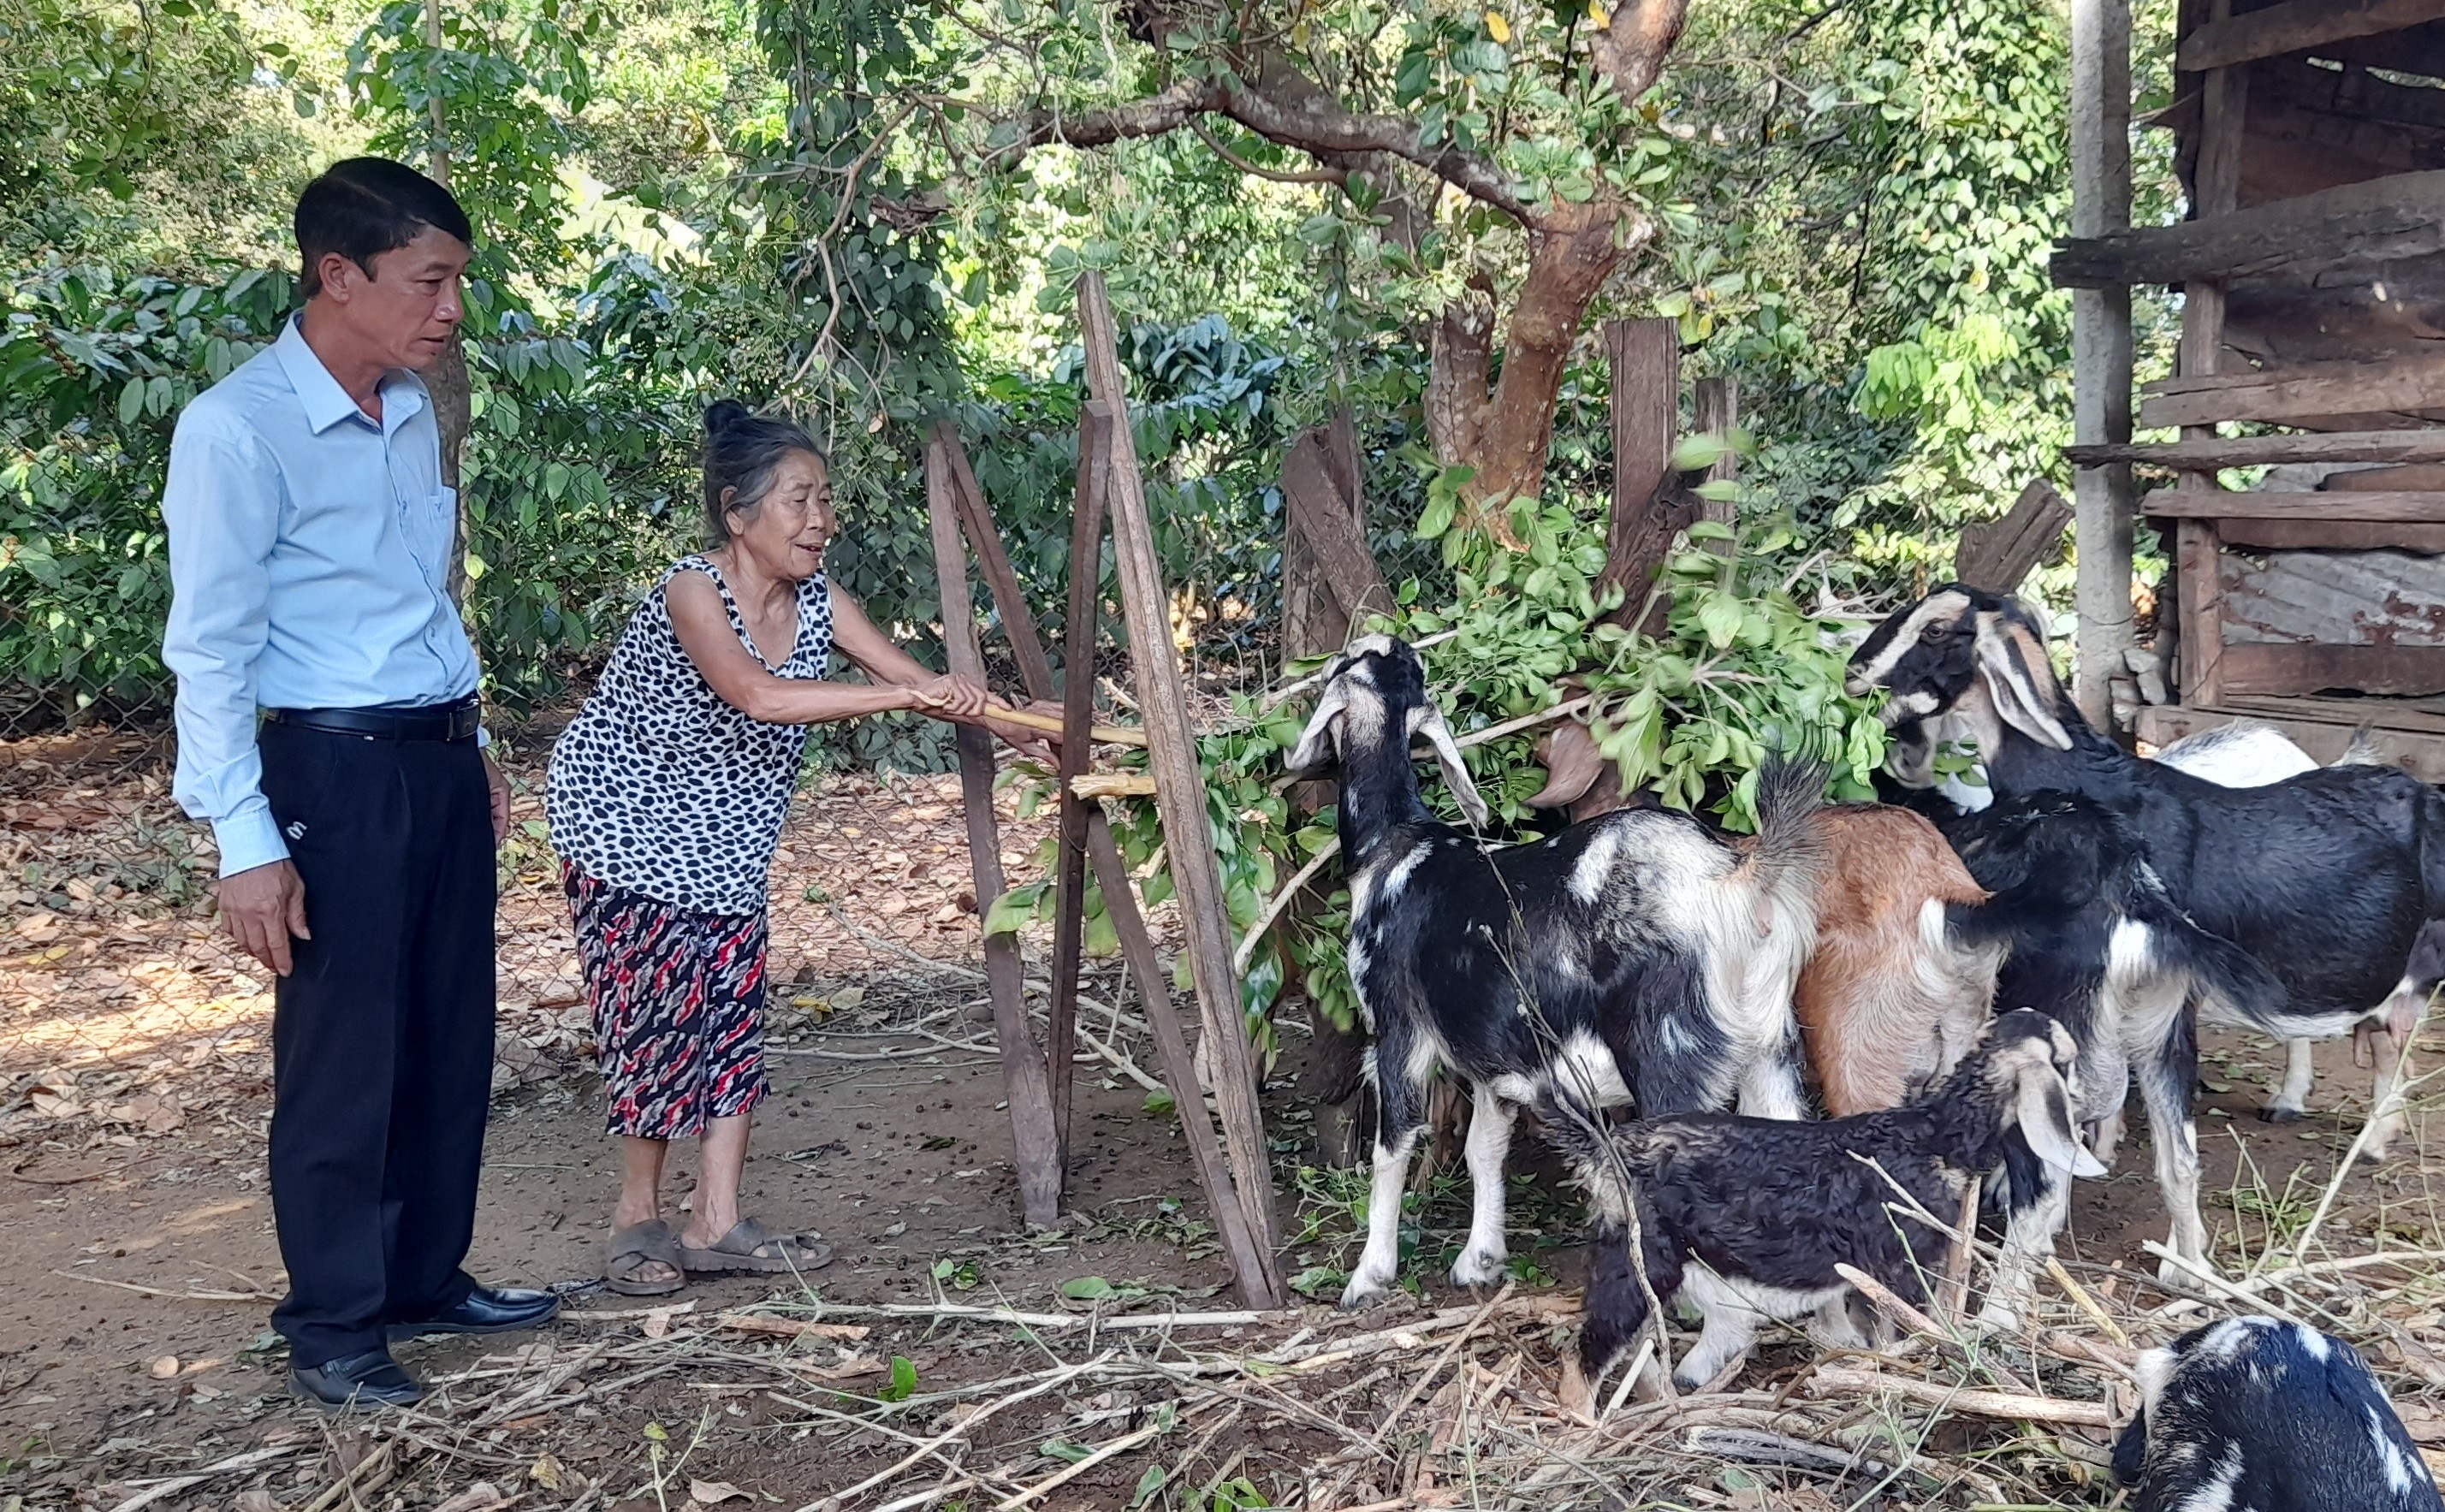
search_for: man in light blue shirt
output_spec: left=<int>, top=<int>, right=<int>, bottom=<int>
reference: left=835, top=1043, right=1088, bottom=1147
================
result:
left=161, top=157, right=557, bottom=1411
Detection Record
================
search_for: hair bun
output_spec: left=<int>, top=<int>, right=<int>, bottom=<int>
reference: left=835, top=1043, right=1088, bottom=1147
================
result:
left=704, top=399, right=753, bottom=436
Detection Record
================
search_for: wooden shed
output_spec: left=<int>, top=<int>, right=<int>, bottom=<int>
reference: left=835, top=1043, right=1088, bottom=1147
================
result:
left=2054, top=0, right=2445, bottom=780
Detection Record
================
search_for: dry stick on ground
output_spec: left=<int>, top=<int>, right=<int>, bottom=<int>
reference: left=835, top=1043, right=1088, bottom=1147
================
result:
left=2258, top=1012, right=2444, bottom=1276
left=792, top=1355, right=1112, bottom=1512
left=2046, top=1257, right=2133, bottom=1349
left=1835, top=1262, right=2034, bottom=1395
left=1803, top=1365, right=2115, bottom=1427
left=993, top=1420, right=1166, bottom=1511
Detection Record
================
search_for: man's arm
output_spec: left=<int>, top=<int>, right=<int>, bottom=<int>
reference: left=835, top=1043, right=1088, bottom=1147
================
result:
left=161, top=413, right=308, bottom=973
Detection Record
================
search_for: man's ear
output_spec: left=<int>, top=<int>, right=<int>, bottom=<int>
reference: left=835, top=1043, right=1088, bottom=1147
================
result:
left=1975, top=614, right=2073, bottom=750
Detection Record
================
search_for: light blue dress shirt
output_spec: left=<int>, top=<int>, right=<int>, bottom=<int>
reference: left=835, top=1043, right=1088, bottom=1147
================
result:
left=162, top=315, right=483, bottom=878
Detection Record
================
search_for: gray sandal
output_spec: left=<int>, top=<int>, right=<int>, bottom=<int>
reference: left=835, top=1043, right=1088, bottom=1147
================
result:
left=606, top=1219, right=686, bottom=1296
left=680, top=1218, right=834, bottom=1275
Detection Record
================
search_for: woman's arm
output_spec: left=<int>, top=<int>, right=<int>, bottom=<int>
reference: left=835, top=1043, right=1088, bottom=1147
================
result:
left=830, top=583, right=1057, bottom=757
left=668, top=570, right=923, bottom=726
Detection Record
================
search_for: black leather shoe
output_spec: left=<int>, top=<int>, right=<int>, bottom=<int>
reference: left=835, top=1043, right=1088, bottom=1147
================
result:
left=388, top=1284, right=561, bottom=1342
left=291, top=1348, right=424, bottom=1410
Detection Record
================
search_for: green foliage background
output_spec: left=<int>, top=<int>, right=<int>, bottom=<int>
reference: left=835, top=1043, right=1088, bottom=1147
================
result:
left=4, top=0, right=2173, bottom=1021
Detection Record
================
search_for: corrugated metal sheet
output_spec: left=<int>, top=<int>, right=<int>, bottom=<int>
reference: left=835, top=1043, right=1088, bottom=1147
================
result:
left=2222, top=548, right=2445, bottom=645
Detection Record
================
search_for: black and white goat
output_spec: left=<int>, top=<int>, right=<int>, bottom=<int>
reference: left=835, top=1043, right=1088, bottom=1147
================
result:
left=1545, top=1010, right=2103, bottom=1390
left=1937, top=792, right=2289, bottom=1313
left=2114, top=1314, right=2443, bottom=1511
left=1287, top=635, right=1825, bottom=1306
left=1849, top=584, right=2445, bottom=1162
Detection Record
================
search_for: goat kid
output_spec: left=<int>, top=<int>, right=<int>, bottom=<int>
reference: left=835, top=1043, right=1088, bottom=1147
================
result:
left=1546, top=1010, right=2102, bottom=1391
left=1937, top=792, right=2289, bottom=1306
left=2113, top=1315, right=2443, bottom=1512
left=1287, top=635, right=1825, bottom=1307
left=1849, top=584, right=2445, bottom=1160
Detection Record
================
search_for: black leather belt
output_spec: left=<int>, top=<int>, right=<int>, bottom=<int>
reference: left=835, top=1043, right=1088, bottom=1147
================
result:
left=264, top=697, right=481, bottom=743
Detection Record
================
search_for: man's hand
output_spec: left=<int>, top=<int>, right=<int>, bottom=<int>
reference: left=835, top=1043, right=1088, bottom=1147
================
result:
left=220, top=859, right=309, bottom=977
left=981, top=698, right=1059, bottom=762
left=483, top=750, right=511, bottom=846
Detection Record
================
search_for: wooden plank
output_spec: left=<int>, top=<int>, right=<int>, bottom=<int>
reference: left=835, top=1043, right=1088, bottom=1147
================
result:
left=2074, top=0, right=2137, bottom=728
left=2180, top=518, right=2226, bottom=706
left=2141, top=489, right=2445, bottom=520
left=923, top=436, right=1064, bottom=1230
left=2224, top=691, right=2445, bottom=736
left=2135, top=702, right=2445, bottom=780
left=2222, top=544, right=2445, bottom=647
left=1599, top=317, right=1690, bottom=630
left=2067, top=430, right=2445, bottom=469
left=1281, top=435, right=1392, bottom=626
left=2050, top=169, right=2445, bottom=289
left=1075, top=271, right=1286, bottom=1294
left=2178, top=0, right=2445, bottom=73
left=2329, top=465, right=2445, bottom=492
left=2221, top=643, right=2445, bottom=697
left=1693, top=375, right=1738, bottom=555
left=1957, top=479, right=2074, bottom=594
left=2139, top=353, right=2445, bottom=429
left=1081, top=809, right=1278, bottom=1306
left=938, top=427, right=1059, bottom=703
left=2218, top=519, right=2445, bottom=551
left=2178, top=8, right=2244, bottom=496
left=1047, top=403, right=1113, bottom=1172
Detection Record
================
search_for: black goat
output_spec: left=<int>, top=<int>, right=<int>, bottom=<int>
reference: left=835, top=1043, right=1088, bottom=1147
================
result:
left=2114, top=1314, right=2442, bottom=1511
left=1286, top=635, right=1825, bottom=1306
left=1849, top=584, right=2445, bottom=1159
left=1937, top=792, right=2288, bottom=1313
left=1545, top=1010, right=2101, bottom=1390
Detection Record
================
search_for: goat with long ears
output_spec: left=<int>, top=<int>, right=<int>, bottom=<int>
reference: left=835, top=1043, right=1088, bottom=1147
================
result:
left=1850, top=584, right=2445, bottom=1162
left=1287, top=635, right=1824, bottom=1306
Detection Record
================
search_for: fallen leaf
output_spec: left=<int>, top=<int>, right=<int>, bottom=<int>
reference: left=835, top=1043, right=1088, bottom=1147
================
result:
left=644, top=1307, right=675, bottom=1339
left=689, top=1480, right=748, bottom=1504
left=530, top=1454, right=566, bottom=1491
left=148, top=1355, right=180, bottom=1379
left=430, top=1482, right=506, bottom=1512
left=718, top=1312, right=869, bottom=1341
left=236, top=1489, right=282, bottom=1512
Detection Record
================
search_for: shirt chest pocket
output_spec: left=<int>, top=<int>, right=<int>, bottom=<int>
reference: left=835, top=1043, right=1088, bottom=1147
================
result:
left=398, top=487, right=458, bottom=590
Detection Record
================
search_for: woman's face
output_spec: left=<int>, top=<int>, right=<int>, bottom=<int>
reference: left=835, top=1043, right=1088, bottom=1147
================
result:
left=727, top=449, right=835, bottom=579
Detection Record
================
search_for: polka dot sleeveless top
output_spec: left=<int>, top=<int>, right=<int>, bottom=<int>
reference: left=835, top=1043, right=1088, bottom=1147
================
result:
left=548, top=554, right=834, bottom=916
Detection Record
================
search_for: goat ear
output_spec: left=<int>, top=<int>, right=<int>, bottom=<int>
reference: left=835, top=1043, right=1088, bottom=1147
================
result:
left=1974, top=614, right=2074, bottom=750
left=2015, top=1057, right=2109, bottom=1179
left=1410, top=703, right=1491, bottom=829
left=1287, top=679, right=1352, bottom=775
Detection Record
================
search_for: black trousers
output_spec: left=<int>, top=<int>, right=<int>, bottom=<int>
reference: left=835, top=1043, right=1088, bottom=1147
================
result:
left=259, top=720, right=496, bottom=1367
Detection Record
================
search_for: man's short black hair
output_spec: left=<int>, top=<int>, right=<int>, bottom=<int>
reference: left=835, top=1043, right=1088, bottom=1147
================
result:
left=293, top=157, right=475, bottom=299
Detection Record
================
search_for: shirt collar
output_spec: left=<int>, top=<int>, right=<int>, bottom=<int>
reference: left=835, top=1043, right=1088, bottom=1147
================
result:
left=274, top=314, right=430, bottom=436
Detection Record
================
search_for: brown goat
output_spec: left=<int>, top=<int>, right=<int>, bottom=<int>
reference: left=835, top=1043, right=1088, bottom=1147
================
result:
left=1789, top=804, right=1999, bottom=1115
left=1524, top=729, right=1998, bottom=1115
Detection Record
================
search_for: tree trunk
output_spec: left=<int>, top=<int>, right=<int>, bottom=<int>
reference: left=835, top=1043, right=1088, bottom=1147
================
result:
left=433, top=338, right=475, bottom=609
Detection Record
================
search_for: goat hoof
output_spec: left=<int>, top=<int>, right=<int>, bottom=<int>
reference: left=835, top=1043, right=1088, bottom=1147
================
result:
left=2156, top=1254, right=2209, bottom=1289
left=2355, top=1142, right=2394, bottom=1167
left=1450, top=1250, right=1508, bottom=1290
left=1970, top=1303, right=2021, bottom=1335
left=1337, top=1278, right=1393, bottom=1311
left=2258, top=1106, right=2306, bottom=1125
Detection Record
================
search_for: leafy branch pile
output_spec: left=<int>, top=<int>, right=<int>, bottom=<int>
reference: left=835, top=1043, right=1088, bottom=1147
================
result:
left=992, top=473, right=1888, bottom=1044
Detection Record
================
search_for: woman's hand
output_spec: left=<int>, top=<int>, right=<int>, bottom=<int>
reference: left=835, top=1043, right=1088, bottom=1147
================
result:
left=906, top=673, right=989, bottom=720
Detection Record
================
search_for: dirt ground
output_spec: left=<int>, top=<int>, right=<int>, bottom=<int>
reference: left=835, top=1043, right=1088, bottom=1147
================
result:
left=6, top=721, right=2443, bottom=1510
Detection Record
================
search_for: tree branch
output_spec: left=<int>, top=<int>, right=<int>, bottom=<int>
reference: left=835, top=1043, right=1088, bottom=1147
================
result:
left=1188, top=119, right=1348, bottom=187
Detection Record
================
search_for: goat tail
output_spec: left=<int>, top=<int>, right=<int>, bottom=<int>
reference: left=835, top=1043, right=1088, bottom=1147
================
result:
left=2338, top=722, right=2383, bottom=767
left=1745, top=755, right=1831, bottom=906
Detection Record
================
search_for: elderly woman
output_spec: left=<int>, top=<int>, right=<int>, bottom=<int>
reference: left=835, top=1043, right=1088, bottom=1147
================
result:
left=549, top=400, right=1039, bottom=1295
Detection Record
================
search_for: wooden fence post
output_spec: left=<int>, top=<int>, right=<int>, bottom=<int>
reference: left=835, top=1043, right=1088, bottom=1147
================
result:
left=923, top=435, right=1063, bottom=1229
left=1075, top=272, right=1286, bottom=1278
left=930, top=412, right=1281, bottom=1307
left=1599, top=317, right=1692, bottom=631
